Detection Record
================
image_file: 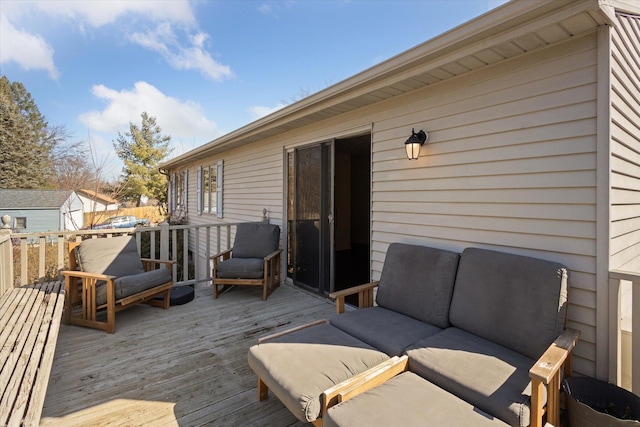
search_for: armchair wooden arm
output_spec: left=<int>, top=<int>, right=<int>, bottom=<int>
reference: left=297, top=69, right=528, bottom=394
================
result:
left=210, top=248, right=233, bottom=261
left=140, top=258, right=174, bottom=272
left=529, top=328, right=581, bottom=427
left=329, top=281, right=379, bottom=314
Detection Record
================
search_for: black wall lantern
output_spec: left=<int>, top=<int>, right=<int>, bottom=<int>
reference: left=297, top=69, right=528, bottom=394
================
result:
left=404, top=128, right=428, bottom=160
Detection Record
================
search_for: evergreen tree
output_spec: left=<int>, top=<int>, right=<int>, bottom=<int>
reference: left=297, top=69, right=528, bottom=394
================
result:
left=0, top=75, right=55, bottom=188
left=114, top=112, right=171, bottom=206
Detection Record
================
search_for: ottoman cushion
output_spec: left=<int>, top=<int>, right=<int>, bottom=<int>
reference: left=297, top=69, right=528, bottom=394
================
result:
left=324, top=372, right=508, bottom=427
left=247, top=323, right=389, bottom=423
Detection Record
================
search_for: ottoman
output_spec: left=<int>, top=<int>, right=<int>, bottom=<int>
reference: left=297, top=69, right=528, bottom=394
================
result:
left=324, top=371, right=509, bottom=427
left=247, top=322, right=389, bottom=424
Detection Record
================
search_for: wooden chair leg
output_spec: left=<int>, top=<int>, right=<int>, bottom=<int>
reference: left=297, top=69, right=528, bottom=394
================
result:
left=258, top=378, right=269, bottom=401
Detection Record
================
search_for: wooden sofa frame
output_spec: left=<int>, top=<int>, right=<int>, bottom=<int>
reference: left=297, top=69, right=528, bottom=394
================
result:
left=329, top=283, right=582, bottom=427
left=61, top=241, right=174, bottom=333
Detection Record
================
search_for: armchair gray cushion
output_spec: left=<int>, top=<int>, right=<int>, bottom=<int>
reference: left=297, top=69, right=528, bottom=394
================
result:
left=449, top=247, right=567, bottom=360
left=216, top=258, right=264, bottom=279
left=75, top=236, right=145, bottom=277
left=407, top=327, right=543, bottom=427
left=76, top=236, right=172, bottom=306
left=232, top=223, right=280, bottom=259
left=375, top=243, right=459, bottom=328
left=96, top=267, right=172, bottom=306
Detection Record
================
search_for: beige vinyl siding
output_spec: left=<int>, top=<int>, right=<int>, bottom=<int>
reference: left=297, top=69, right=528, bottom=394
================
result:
left=174, top=31, right=603, bottom=375
left=610, top=13, right=640, bottom=271
left=370, top=34, right=599, bottom=376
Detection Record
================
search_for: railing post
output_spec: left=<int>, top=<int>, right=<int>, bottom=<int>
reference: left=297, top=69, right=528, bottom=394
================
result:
left=0, top=215, right=13, bottom=295
left=160, top=221, right=169, bottom=261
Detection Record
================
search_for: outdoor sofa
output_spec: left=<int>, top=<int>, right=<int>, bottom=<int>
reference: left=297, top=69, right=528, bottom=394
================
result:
left=247, top=243, right=580, bottom=427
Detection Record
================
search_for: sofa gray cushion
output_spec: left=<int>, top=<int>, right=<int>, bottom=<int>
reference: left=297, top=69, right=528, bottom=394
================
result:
left=407, top=327, right=544, bottom=427
left=247, top=323, right=389, bottom=423
left=95, top=267, right=172, bottom=306
left=449, top=247, right=567, bottom=359
left=329, top=306, right=442, bottom=356
left=324, top=371, right=508, bottom=427
left=232, top=223, right=280, bottom=259
left=216, top=258, right=264, bottom=279
left=75, top=236, right=145, bottom=277
left=375, top=243, right=459, bottom=328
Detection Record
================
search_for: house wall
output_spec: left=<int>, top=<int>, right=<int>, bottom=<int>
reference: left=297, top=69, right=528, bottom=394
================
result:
left=610, top=12, right=640, bottom=271
left=2, top=209, right=60, bottom=234
left=180, top=33, right=600, bottom=376
left=78, top=194, right=118, bottom=213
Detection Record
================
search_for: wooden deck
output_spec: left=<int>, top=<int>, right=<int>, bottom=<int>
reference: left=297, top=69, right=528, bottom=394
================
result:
left=41, top=284, right=337, bottom=426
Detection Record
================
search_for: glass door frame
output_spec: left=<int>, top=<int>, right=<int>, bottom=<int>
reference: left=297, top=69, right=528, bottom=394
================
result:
left=284, top=140, right=335, bottom=295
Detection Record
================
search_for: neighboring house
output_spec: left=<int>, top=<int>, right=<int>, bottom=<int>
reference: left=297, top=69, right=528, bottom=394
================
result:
left=0, top=189, right=84, bottom=232
left=160, top=0, right=640, bottom=382
left=76, top=189, right=118, bottom=213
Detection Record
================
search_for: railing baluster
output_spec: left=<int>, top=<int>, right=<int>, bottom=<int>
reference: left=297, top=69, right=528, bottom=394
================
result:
left=182, top=228, right=189, bottom=283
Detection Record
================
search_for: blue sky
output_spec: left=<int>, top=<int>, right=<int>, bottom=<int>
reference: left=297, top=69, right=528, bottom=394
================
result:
left=1, top=0, right=507, bottom=180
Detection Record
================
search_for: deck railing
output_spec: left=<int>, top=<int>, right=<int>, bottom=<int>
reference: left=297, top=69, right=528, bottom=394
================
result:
left=1, top=221, right=243, bottom=290
left=609, top=269, right=639, bottom=395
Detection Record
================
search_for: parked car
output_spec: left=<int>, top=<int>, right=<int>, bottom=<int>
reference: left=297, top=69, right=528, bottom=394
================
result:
left=90, top=215, right=150, bottom=230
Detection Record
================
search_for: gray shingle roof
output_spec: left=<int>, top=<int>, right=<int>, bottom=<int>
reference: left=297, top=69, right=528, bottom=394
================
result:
left=0, top=189, right=74, bottom=209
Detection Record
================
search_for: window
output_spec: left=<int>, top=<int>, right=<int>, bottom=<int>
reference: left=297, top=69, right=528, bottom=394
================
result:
left=170, top=170, right=189, bottom=214
left=197, top=160, right=223, bottom=217
left=15, top=217, right=27, bottom=229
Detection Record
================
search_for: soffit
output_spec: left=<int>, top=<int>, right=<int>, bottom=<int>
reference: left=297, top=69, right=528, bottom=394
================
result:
left=162, top=0, right=614, bottom=169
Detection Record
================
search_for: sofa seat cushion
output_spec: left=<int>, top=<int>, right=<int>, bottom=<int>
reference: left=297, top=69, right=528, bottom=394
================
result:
left=96, top=267, right=172, bottom=306
left=247, top=323, right=389, bottom=423
left=375, top=243, right=459, bottom=328
left=406, top=327, right=544, bottom=427
left=216, top=258, right=264, bottom=279
left=329, top=306, right=442, bottom=356
left=324, top=371, right=508, bottom=427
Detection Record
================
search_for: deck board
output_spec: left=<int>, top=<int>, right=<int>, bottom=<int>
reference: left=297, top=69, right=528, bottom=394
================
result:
left=41, top=284, right=337, bottom=426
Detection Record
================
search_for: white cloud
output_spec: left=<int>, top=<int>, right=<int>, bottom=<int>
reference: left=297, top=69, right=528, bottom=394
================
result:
left=78, top=81, right=219, bottom=143
left=248, top=103, right=287, bottom=120
left=0, top=14, right=59, bottom=79
left=130, top=24, right=234, bottom=81
left=34, top=0, right=196, bottom=27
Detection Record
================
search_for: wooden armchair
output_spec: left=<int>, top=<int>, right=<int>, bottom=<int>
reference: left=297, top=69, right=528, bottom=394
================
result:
left=61, top=236, right=174, bottom=333
left=211, top=223, right=282, bottom=300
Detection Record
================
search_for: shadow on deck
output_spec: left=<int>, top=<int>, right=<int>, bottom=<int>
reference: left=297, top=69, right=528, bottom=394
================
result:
left=42, top=284, right=336, bottom=426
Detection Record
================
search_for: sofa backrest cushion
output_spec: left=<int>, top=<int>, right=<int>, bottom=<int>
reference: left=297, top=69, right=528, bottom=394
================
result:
left=75, top=236, right=145, bottom=277
left=232, top=223, right=280, bottom=259
left=449, top=247, right=568, bottom=360
left=375, top=243, right=460, bottom=328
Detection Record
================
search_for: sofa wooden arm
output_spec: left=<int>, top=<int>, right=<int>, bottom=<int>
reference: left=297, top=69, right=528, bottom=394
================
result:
left=529, top=328, right=581, bottom=427
left=320, top=356, right=408, bottom=416
left=258, top=319, right=327, bottom=343
left=329, top=281, right=379, bottom=314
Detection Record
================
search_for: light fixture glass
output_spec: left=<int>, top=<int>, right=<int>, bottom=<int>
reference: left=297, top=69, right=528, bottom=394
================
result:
left=404, top=128, right=428, bottom=160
